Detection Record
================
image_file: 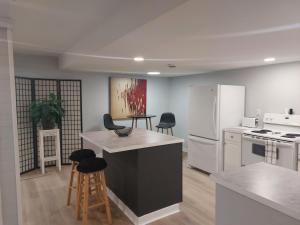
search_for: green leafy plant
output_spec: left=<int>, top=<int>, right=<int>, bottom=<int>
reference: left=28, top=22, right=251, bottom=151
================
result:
left=30, top=93, right=65, bottom=129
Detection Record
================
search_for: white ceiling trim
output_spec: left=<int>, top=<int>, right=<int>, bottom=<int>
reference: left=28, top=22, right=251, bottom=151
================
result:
left=11, top=0, right=300, bottom=76
left=189, top=23, right=300, bottom=40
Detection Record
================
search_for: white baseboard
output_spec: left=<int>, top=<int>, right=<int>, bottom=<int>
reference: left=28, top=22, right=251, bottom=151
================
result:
left=0, top=188, right=3, bottom=225
left=107, top=189, right=180, bottom=225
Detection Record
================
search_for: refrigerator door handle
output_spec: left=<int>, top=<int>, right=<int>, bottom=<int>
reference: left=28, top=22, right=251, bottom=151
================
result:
left=212, top=96, right=217, bottom=136
left=189, top=136, right=216, bottom=145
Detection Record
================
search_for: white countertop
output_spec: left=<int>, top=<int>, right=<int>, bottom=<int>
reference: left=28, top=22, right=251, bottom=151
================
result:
left=211, top=163, right=300, bottom=221
left=223, top=126, right=252, bottom=134
left=80, top=128, right=184, bottom=153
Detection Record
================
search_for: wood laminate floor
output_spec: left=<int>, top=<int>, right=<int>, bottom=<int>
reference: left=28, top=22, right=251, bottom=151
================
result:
left=21, top=157, right=215, bottom=225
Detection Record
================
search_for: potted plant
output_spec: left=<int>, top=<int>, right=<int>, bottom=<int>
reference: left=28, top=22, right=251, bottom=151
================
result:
left=30, top=93, right=65, bottom=130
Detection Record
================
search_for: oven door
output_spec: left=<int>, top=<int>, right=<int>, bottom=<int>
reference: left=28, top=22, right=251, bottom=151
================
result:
left=242, top=135, right=298, bottom=170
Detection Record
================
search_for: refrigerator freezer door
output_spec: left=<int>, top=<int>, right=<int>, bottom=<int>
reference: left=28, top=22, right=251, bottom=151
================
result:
left=188, top=85, right=219, bottom=140
left=187, top=135, right=218, bottom=173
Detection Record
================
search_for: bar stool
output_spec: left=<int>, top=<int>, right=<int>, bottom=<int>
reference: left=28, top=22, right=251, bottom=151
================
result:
left=76, top=157, right=112, bottom=225
left=67, top=149, right=96, bottom=206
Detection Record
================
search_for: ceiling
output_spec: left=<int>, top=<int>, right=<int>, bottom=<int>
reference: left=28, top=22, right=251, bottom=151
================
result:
left=7, top=0, right=300, bottom=76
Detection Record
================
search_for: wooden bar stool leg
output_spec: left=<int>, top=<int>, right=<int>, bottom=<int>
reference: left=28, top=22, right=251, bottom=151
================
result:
left=95, top=173, right=103, bottom=205
left=76, top=173, right=82, bottom=220
left=82, top=174, right=89, bottom=225
left=67, top=161, right=76, bottom=206
left=88, top=175, right=92, bottom=196
left=171, top=128, right=174, bottom=136
left=135, top=118, right=138, bottom=128
left=167, top=128, right=169, bottom=135
left=100, top=171, right=112, bottom=224
left=91, top=174, right=102, bottom=206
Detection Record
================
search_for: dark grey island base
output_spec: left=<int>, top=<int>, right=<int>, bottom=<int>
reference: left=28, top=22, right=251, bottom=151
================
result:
left=80, top=129, right=184, bottom=225
left=103, top=143, right=182, bottom=217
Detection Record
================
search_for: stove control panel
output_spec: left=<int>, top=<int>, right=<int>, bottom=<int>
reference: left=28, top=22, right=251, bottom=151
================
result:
left=263, top=113, right=300, bottom=127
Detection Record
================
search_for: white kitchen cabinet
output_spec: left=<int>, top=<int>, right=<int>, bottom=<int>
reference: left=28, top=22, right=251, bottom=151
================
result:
left=224, top=131, right=242, bottom=171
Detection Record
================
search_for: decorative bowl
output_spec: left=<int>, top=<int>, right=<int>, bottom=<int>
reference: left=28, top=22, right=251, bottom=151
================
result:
left=114, top=127, right=133, bottom=137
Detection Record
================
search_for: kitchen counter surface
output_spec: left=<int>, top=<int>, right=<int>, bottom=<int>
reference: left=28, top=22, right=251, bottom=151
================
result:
left=223, top=126, right=252, bottom=133
left=80, top=128, right=184, bottom=153
left=211, top=163, right=300, bottom=221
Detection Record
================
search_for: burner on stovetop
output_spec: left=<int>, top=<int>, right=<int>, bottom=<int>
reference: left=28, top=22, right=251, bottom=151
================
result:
left=281, top=133, right=300, bottom=138
left=251, top=129, right=272, bottom=134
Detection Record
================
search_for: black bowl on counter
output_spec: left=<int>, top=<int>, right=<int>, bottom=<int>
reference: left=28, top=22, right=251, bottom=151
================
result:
left=114, top=127, right=133, bottom=137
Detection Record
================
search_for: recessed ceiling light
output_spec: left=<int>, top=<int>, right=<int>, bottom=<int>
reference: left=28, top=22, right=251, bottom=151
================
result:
left=134, top=57, right=144, bottom=62
left=147, top=71, right=160, bottom=75
left=264, top=57, right=276, bottom=62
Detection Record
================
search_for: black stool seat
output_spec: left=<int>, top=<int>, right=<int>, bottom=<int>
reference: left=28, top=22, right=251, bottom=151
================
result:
left=69, top=149, right=96, bottom=162
left=77, top=157, right=107, bottom=173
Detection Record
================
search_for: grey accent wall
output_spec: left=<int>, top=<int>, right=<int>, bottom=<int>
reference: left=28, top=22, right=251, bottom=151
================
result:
left=14, top=54, right=170, bottom=132
left=169, top=62, right=300, bottom=141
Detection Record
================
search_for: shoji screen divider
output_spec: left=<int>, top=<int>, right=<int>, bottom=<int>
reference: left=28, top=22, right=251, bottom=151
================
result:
left=15, top=77, right=83, bottom=174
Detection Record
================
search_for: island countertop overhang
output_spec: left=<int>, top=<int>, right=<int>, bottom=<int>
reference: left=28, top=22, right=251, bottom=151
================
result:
left=80, top=128, right=184, bottom=153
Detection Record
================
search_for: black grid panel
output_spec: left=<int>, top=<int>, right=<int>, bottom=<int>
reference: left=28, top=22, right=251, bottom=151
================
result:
left=15, top=77, right=83, bottom=173
left=16, top=78, right=35, bottom=174
left=60, top=80, right=83, bottom=164
left=35, top=79, right=58, bottom=167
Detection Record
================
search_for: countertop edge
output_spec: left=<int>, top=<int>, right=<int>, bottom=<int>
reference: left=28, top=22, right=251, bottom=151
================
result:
left=103, top=139, right=184, bottom=153
left=223, top=126, right=252, bottom=133
left=79, top=133, right=104, bottom=149
left=210, top=173, right=300, bottom=221
left=80, top=133, right=184, bottom=153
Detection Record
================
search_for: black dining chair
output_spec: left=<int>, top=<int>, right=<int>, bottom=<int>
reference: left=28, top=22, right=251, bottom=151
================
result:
left=156, top=112, right=176, bottom=135
left=103, top=114, right=125, bottom=130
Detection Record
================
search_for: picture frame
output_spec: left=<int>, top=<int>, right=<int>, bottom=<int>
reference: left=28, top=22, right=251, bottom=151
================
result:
left=109, top=77, right=147, bottom=119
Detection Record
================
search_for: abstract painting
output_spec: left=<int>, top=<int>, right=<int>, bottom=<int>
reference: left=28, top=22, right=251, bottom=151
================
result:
left=109, top=78, right=147, bottom=119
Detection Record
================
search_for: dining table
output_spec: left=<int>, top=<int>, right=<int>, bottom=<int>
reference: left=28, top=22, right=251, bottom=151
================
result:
left=128, top=114, right=156, bottom=130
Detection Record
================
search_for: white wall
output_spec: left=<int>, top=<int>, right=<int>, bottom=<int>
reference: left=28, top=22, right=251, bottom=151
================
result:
left=14, top=54, right=300, bottom=145
left=14, top=54, right=170, bottom=132
left=169, top=61, right=300, bottom=141
left=0, top=28, right=22, bottom=225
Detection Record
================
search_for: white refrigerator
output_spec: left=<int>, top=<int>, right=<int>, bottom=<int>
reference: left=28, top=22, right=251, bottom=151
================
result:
left=187, top=84, right=245, bottom=173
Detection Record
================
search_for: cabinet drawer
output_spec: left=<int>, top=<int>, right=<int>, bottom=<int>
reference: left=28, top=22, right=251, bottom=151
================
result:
left=224, top=132, right=241, bottom=143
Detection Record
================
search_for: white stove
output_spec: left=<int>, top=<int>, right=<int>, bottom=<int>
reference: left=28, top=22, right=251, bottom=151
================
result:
left=242, top=113, right=300, bottom=170
left=244, top=129, right=300, bottom=142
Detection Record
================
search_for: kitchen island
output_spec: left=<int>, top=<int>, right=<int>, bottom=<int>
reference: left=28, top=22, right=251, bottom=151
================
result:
left=211, top=163, right=300, bottom=225
left=80, top=128, right=184, bottom=225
